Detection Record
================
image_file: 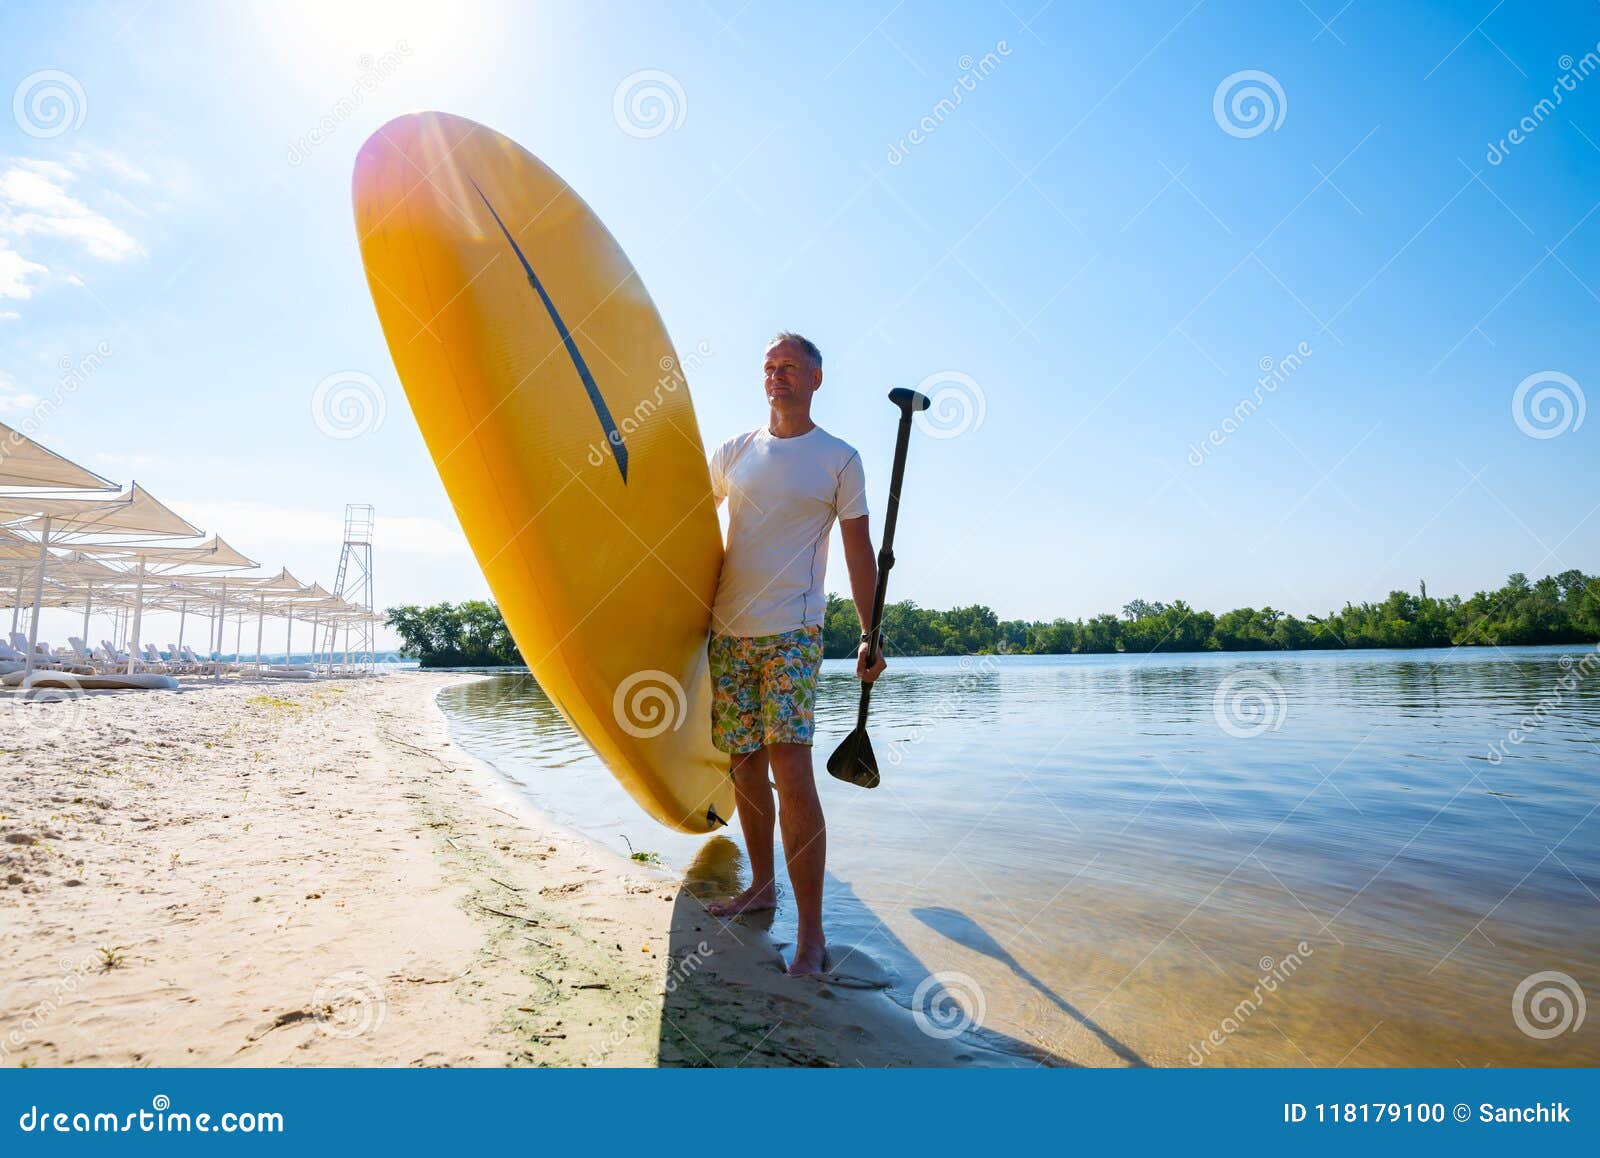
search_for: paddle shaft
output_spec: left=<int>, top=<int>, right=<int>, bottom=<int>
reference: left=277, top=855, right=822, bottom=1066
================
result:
left=853, top=404, right=917, bottom=731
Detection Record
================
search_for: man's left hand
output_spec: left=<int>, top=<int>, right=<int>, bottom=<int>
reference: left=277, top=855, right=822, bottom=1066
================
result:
left=856, top=639, right=887, bottom=683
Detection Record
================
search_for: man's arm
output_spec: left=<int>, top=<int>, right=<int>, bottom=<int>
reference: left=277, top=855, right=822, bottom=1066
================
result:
left=709, top=442, right=727, bottom=509
left=840, top=515, right=887, bottom=682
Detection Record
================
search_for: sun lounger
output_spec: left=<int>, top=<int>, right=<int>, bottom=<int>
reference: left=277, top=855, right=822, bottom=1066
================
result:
left=5, top=636, right=92, bottom=674
left=180, top=644, right=230, bottom=676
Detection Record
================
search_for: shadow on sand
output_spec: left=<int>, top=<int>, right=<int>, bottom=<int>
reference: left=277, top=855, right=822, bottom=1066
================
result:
left=911, top=905, right=1146, bottom=1066
left=651, top=837, right=1068, bottom=1067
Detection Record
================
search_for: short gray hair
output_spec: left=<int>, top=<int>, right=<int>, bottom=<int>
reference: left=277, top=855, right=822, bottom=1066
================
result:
left=767, top=331, right=822, bottom=369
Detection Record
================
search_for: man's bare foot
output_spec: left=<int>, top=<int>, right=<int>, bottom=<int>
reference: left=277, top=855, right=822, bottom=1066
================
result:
left=705, top=884, right=776, bottom=918
left=786, top=940, right=827, bottom=976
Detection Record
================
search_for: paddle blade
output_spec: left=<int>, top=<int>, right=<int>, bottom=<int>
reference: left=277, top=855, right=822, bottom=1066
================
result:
left=827, top=728, right=880, bottom=789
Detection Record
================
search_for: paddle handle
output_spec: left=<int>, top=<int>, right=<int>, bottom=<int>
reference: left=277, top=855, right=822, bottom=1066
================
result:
left=854, top=388, right=928, bottom=730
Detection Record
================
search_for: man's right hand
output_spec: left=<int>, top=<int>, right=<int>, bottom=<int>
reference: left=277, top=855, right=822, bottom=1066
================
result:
left=856, top=639, right=887, bottom=683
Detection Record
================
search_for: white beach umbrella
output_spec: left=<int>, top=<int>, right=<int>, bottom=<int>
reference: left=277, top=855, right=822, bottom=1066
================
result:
left=0, top=484, right=200, bottom=675
left=82, top=535, right=259, bottom=671
left=0, top=529, right=43, bottom=634
left=0, top=420, right=116, bottom=492
left=233, top=569, right=307, bottom=671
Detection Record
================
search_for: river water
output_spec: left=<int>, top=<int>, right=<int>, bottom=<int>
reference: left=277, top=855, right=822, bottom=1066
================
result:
left=438, top=645, right=1599, bottom=1066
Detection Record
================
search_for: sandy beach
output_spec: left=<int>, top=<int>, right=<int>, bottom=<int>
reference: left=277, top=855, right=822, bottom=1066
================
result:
left=0, top=672, right=1023, bottom=1068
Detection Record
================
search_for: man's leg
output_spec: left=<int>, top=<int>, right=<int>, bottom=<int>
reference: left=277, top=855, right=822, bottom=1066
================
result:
left=705, top=748, right=778, bottom=916
left=769, top=742, right=826, bottom=975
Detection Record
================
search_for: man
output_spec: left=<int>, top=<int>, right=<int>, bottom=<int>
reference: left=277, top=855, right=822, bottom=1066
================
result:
left=704, top=332, right=887, bottom=976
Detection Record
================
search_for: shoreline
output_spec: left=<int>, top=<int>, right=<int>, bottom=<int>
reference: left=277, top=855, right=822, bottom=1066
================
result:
left=1, top=672, right=1026, bottom=1067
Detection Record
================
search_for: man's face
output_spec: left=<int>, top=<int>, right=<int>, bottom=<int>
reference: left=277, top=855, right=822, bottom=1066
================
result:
left=763, top=341, right=821, bottom=407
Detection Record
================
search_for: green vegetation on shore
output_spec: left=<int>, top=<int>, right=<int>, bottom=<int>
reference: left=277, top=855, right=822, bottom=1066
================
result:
left=828, top=571, right=1600, bottom=657
left=384, top=601, right=522, bottom=668
left=387, top=571, right=1600, bottom=667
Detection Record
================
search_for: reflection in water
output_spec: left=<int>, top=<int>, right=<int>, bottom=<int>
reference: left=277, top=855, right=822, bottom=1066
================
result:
left=679, top=835, right=745, bottom=901
left=441, top=646, right=1600, bottom=1066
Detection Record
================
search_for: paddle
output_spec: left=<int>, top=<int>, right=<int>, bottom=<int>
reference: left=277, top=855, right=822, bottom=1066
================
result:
left=827, top=386, right=930, bottom=789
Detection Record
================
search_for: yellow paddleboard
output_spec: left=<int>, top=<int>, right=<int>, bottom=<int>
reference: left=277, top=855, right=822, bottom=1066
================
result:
left=353, top=111, right=732, bottom=833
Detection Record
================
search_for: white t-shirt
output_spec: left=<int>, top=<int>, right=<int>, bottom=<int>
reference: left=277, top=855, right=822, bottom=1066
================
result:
left=709, top=425, right=869, bottom=638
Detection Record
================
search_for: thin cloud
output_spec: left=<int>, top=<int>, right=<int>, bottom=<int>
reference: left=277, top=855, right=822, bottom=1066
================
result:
left=0, top=369, right=43, bottom=412
left=68, top=145, right=153, bottom=186
left=0, top=160, right=143, bottom=261
left=0, top=389, right=44, bottom=412
left=0, top=240, right=47, bottom=299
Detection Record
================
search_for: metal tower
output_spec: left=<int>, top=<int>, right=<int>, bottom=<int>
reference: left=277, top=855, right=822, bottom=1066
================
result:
left=324, top=504, right=375, bottom=669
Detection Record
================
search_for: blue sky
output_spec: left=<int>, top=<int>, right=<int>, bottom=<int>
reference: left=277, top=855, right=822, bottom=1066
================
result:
left=3, top=0, right=1596, bottom=648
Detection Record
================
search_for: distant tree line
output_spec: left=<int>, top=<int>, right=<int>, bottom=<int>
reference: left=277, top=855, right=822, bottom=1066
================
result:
left=388, top=571, right=1600, bottom=667
left=824, top=570, right=1600, bottom=659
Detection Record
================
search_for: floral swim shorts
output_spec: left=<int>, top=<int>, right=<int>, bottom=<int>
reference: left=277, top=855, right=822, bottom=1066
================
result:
left=707, top=625, right=825, bottom=754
